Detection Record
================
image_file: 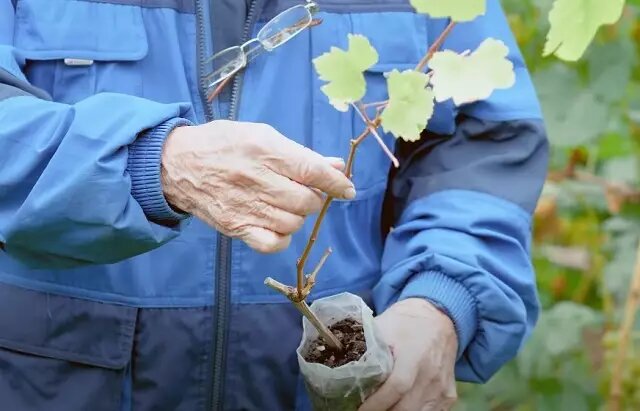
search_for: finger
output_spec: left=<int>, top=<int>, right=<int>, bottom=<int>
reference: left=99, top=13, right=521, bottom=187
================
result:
left=358, top=355, right=419, bottom=411
left=255, top=170, right=325, bottom=216
left=325, top=156, right=346, bottom=171
left=248, top=201, right=305, bottom=235
left=390, top=368, right=440, bottom=411
left=418, top=399, right=444, bottom=411
left=239, top=226, right=291, bottom=253
left=389, top=383, right=422, bottom=411
left=263, top=136, right=355, bottom=199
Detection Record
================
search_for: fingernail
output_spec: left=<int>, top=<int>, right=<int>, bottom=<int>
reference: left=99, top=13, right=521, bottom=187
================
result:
left=343, top=187, right=356, bottom=199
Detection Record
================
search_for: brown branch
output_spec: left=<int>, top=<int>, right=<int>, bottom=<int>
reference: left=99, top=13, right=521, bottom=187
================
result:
left=302, top=247, right=332, bottom=295
left=264, top=277, right=342, bottom=350
left=295, top=128, right=370, bottom=299
left=296, top=300, right=343, bottom=350
left=296, top=198, right=332, bottom=298
left=264, top=276, right=295, bottom=296
left=344, top=128, right=370, bottom=179
left=608, top=240, right=640, bottom=411
left=353, top=103, right=399, bottom=167
left=416, top=21, right=457, bottom=72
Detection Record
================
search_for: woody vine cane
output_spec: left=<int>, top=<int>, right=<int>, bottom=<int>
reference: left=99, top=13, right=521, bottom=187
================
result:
left=206, top=0, right=520, bottom=351
left=264, top=18, right=462, bottom=350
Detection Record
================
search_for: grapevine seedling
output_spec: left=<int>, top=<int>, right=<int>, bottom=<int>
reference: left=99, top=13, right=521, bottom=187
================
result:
left=265, top=0, right=516, bottom=350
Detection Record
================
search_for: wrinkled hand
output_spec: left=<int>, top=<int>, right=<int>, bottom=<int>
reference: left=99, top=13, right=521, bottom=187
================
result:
left=359, top=298, right=458, bottom=411
left=161, top=120, right=355, bottom=253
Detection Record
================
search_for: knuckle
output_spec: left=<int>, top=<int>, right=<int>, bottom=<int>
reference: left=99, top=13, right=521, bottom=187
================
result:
left=224, top=165, right=249, bottom=183
left=215, top=212, right=235, bottom=232
left=249, top=200, right=269, bottom=217
left=297, top=162, right=322, bottom=184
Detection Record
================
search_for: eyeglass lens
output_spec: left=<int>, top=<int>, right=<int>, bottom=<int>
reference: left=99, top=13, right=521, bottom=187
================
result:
left=257, top=4, right=312, bottom=51
left=205, top=46, right=246, bottom=87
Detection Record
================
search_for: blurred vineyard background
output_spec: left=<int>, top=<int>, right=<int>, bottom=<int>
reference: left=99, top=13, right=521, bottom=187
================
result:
left=455, top=1, right=640, bottom=410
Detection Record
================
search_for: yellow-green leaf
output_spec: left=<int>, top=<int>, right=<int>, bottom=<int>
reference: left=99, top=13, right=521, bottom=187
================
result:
left=428, top=38, right=515, bottom=105
left=410, top=0, right=486, bottom=22
left=313, top=34, right=378, bottom=111
left=543, top=0, right=625, bottom=62
left=380, top=70, right=434, bottom=142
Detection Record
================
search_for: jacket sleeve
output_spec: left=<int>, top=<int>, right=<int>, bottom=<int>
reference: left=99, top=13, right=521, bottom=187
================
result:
left=373, top=0, right=549, bottom=383
left=0, top=0, right=194, bottom=269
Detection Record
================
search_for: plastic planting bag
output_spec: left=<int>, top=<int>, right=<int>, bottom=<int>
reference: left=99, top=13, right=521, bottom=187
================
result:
left=297, top=292, right=393, bottom=411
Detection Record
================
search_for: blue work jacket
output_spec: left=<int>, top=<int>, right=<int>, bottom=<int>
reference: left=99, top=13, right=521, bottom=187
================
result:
left=0, top=0, right=548, bottom=410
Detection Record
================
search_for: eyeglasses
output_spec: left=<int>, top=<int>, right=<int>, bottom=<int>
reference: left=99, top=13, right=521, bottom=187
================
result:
left=205, top=1, right=320, bottom=101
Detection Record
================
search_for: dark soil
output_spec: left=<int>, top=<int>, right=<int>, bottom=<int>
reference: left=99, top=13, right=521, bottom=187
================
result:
left=304, top=318, right=367, bottom=368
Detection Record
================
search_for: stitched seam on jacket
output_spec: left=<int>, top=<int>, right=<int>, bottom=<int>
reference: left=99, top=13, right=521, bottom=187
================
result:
left=77, top=0, right=195, bottom=13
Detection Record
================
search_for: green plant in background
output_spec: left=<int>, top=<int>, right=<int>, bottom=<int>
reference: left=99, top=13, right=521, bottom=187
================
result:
left=456, top=1, right=640, bottom=410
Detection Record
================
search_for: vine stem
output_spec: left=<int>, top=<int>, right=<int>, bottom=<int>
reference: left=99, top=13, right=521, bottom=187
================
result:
left=353, top=103, right=399, bottom=168
left=608, top=240, right=640, bottom=411
left=295, top=127, right=370, bottom=298
left=264, top=277, right=343, bottom=350
left=416, top=21, right=456, bottom=72
left=266, top=19, right=460, bottom=348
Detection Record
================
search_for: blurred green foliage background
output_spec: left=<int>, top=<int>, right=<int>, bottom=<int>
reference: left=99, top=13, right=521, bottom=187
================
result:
left=455, top=1, right=640, bottom=410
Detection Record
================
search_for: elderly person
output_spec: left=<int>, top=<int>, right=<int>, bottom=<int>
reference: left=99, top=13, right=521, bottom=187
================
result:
left=0, top=0, right=547, bottom=410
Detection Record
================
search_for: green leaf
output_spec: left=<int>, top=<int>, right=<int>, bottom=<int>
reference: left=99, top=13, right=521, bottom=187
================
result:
left=602, top=156, right=639, bottom=185
left=313, top=34, right=378, bottom=111
left=540, top=302, right=601, bottom=356
left=533, top=64, right=609, bottom=147
left=380, top=70, right=434, bottom=142
left=597, top=133, right=634, bottom=160
left=587, top=38, right=636, bottom=103
left=543, top=0, right=626, bottom=61
left=428, top=38, right=515, bottom=105
left=410, top=0, right=486, bottom=22
left=604, top=243, right=637, bottom=303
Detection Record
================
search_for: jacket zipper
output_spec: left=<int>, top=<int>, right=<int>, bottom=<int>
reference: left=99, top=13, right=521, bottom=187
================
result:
left=195, top=1, right=260, bottom=410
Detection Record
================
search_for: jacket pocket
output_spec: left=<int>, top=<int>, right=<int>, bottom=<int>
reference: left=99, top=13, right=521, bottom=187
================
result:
left=0, top=283, right=137, bottom=411
left=309, top=10, right=428, bottom=200
left=13, top=0, right=149, bottom=103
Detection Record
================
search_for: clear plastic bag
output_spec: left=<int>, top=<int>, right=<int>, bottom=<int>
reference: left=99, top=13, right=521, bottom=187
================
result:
left=297, top=292, right=393, bottom=411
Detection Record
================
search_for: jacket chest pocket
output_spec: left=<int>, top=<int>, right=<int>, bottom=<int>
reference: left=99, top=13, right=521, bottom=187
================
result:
left=308, top=10, right=428, bottom=200
left=13, top=0, right=149, bottom=104
left=0, top=283, right=137, bottom=411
